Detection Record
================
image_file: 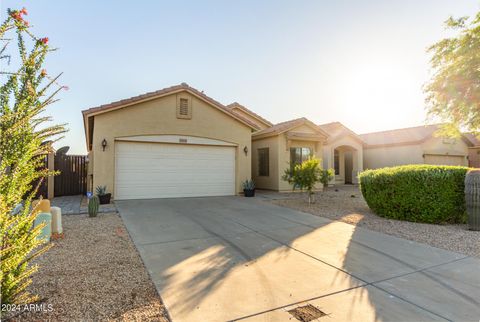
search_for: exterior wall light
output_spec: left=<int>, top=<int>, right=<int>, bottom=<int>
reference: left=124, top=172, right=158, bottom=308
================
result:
left=243, top=146, right=248, bottom=156
left=102, top=139, right=107, bottom=151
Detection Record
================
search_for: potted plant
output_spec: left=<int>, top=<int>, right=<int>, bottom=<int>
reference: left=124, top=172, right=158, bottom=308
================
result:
left=242, top=179, right=255, bottom=197
left=96, top=185, right=111, bottom=204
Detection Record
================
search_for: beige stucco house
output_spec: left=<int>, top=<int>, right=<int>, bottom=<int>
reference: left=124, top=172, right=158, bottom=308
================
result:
left=83, top=83, right=477, bottom=199
left=82, top=83, right=257, bottom=200
left=360, top=125, right=472, bottom=169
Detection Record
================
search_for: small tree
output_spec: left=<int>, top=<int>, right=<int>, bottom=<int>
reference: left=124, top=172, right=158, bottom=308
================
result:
left=1, top=8, right=66, bottom=304
left=425, top=12, right=480, bottom=136
left=319, top=168, right=335, bottom=190
left=282, top=157, right=322, bottom=204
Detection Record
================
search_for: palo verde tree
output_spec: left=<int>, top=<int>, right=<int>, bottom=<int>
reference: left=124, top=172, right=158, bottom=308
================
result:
left=425, top=12, right=480, bottom=136
left=0, top=8, right=66, bottom=304
left=282, top=157, right=322, bottom=204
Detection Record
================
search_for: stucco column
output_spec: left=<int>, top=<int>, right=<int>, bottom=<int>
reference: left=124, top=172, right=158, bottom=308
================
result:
left=328, top=146, right=335, bottom=185
left=352, top=150, right=358, bottom=184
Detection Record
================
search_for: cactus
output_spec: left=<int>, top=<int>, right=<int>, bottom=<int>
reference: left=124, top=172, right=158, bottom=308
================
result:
left=88, top=196, right=100, bottom=218
left=465, top=170, right=480, bottom=230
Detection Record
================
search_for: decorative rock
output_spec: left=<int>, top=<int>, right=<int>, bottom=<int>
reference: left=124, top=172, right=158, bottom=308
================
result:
left=50, top=206, right=63, bottom=234
left=34, top=212, right=52, bottom=241
left=32, top=199, right=51, bottom=213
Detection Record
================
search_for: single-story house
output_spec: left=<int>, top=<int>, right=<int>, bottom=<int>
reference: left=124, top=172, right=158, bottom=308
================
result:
left=82, top=83, right=257, bottom=200
left=360, top=125, right=472, bottom=169
left=83, top=83, right=477, bottom=199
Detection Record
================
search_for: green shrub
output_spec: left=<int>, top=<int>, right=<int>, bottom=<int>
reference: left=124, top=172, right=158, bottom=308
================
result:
left=282, top=157, right=322, bottom=204
left=319, top=168, right=334, bottom=188
left=359, top=165, right=469, bottom=224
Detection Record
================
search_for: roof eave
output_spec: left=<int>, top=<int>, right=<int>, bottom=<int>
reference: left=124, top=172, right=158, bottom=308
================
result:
left=81, top=86, right=259, bottom=149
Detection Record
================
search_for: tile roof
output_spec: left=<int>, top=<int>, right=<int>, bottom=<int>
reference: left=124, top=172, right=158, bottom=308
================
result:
left=82, top=82, right=258, bottom=130
left=463, top=133, right=480, bottom=147
left=253, top=117, right=329, bottom=139
left=318, top=122, right=342, bottom=133
left=318, top=121, right=363, bottom=143
left=359, top=124, right=440, bottom=146
left=252, top=117, right=307, bottom=137
left=227, top=102, right=273, bottom=127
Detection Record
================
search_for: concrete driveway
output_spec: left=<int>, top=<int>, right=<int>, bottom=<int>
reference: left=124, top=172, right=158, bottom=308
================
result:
left=117, top=197, right=480, bottom=322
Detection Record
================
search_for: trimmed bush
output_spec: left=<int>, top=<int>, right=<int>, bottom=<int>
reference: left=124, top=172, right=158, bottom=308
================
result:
left=359, top=165, right=469, bottom=224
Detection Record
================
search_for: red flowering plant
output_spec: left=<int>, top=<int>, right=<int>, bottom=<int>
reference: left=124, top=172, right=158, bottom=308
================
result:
left=0, top=8, right=67, bottom=305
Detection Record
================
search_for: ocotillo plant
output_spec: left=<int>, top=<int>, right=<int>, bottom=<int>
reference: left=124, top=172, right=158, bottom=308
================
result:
left=0, top=8, right=67, bottom=304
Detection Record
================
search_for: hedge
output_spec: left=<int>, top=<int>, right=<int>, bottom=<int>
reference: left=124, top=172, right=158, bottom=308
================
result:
left=359, top=165, right=469, bottom=224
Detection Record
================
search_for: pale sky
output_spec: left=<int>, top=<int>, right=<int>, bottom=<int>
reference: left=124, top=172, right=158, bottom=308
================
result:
left=2, top=0, right=479, bottom=154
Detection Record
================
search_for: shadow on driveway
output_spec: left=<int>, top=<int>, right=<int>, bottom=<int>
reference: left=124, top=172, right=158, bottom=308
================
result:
left=117, top=196, right=479, bottom=322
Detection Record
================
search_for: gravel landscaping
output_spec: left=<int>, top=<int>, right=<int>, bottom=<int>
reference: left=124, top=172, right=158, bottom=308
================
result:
left=269, top=186, right=480, bottom=258
left=3, top=213, right=170, bottom=322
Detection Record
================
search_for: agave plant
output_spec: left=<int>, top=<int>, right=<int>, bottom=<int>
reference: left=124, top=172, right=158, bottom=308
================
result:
left=242, top=179, right=255, bottom=190
left=95, top=185, right=107, bottom=196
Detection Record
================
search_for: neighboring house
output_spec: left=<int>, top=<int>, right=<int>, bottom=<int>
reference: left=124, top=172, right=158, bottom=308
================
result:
left=251, top=118, right=329, bottom=191
left=82, top=83, right=477, bottom=199
left=82, top=83, right=257, bottom=200
left=464, top=133, right=480, bottom=168
left=360, top=125, right=472, bottom=169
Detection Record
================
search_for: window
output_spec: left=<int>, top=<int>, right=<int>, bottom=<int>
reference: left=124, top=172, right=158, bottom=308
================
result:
left=334, top=150, right=339, bottom=175
left=290, top=147, right=312, bottom=169
left=258, top=148, right=269, bottom=176
left=176, top=95, right=192, bottom=119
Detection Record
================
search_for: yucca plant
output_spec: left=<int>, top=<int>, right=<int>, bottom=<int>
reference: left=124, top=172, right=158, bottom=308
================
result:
left=0, top=8, right=67, bottom=304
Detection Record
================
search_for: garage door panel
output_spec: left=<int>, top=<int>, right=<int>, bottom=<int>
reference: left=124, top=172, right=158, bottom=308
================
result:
left=115, top=142, right=235, bottom=199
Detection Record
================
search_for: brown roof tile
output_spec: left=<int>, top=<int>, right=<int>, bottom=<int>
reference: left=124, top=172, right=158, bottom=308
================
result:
left=227, top=102, right=273, bottom=127
left=253, top=117, right=329, bottom=139
left=464, top=133, right=480, bottom=147
left=318, top=121, right=363, bottom=143
left=82, top=83, right=259, bottom=149
left=359, top=124, right=439, bottom=147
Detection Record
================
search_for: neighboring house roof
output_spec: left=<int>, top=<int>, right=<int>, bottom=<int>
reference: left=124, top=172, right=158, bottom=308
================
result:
left=360, top=124, right=473, bottom=148
left=227, top=102, right=273, bottom=128
left=360, top=124, right=439, bottom=147
left=318, top=121, right=364, bottom=144
left=252, top=117, right=329, bottom=140
left=82, top=83, right=259, bottom=150
left=463, top=133, right=480, bottom=147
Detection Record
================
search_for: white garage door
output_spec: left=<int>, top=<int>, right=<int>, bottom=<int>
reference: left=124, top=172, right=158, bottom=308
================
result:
left=115, top=141, right=235, bottom=199
left=424, top=154, right=466, bottom=166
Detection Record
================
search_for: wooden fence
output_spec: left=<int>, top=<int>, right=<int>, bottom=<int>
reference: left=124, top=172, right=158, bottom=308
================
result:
left=54, top=155, right=88, bottom=197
